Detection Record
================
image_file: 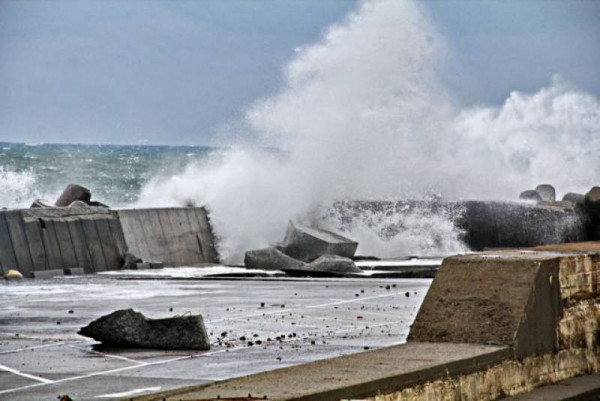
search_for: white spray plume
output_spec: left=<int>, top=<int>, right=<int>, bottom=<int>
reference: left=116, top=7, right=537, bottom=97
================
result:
left=137, top=0, right=600, bottom=262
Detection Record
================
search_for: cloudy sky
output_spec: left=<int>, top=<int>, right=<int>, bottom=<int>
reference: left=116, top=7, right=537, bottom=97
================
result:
left=1, top=0, right=599, bottom=145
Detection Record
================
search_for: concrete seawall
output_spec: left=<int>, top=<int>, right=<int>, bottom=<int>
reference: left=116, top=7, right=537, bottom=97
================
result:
left=0, top=207, right=218, bottom=277
left=135, top=242, right=600, bottom=400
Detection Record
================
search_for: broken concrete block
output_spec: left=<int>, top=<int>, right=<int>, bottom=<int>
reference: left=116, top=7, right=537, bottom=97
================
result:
left=519, top=190, right=542, bottom=202
left=299, top=255, right=362, bottom=274
left=563, top=192, right=586, bottom=205
left=585, top=186, right=600, bottom=205
left=536, top=184, right=556, bottom=202
left=31, top=269, right=65, bottom=279
left=277, top=222, right=358, bottom=262
left=78, top=309, right=210, bottom=350
left=244, top=248, right=305, bottom=271
left=30, top=199, right=55, bottom=208
left=55, top=184, right=92, bottom=207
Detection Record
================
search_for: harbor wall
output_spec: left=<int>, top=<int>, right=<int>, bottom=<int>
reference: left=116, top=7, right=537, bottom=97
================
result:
left=0, top=207, right=218, bottom=277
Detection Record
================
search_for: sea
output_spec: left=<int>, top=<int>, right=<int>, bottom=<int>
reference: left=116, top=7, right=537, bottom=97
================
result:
left=0, top=141, right=216, bottom=209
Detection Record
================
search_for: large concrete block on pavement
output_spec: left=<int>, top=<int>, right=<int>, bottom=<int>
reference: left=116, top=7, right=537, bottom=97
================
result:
left=408, top=250, right=563, bottom=358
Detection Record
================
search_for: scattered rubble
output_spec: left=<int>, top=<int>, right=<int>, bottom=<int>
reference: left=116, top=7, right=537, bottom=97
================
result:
left=78, top=309, right=210, bottom=350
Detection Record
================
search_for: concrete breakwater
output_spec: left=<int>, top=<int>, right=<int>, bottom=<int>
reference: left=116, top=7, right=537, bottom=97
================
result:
left=333, top=199, right=593, bottom=250
left=0, top=207, right=218, bottom=277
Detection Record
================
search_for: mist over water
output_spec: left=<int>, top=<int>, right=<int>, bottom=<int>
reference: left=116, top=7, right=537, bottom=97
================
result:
left=135, top=0, right=600, bottom=262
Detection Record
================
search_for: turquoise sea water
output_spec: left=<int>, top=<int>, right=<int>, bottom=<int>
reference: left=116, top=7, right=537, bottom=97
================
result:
left=0, top=142, right=216, bottom=208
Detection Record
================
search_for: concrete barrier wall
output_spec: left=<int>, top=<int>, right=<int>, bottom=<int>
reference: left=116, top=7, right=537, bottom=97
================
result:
left=118, top=207, right=218, bottom=266
left=0, top=206, right=218, bottom=277
left=0, top=208, right=126, bottom=276
left=374, top=244, right=600, bottom=400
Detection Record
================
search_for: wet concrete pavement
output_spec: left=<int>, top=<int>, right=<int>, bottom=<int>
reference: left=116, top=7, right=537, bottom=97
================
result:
left=0, top=272, right=430, bottom=400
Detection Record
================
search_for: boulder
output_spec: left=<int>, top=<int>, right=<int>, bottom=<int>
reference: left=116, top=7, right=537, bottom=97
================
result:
left=519, top=190, right=542, bottom=202
left=244, top=248, right=305, bottom=271
left=585, top=186, right=600, bottom=205
left=78, top=309, right=210, bottom=350
left=562, top=192, right=586, bottom=205
left=282, top=255, right=362, bottom=277
left=277, top=222, right=358, bottom=262
left=535, top=184, right=556, bottom=202
left=55, top=184, right=92, bottom=207
left=30, top=199, right=55, bottom=208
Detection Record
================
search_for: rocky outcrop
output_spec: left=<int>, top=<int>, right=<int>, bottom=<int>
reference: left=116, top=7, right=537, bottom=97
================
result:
left=78, top=309, right=210, bottom=350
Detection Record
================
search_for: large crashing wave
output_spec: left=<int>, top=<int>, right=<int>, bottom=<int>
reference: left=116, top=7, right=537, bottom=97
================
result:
left=137, top=0, right=600, bottom=262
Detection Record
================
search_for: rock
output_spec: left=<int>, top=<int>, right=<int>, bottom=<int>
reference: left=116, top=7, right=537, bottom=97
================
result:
left=30, top=199, right=54, bottom=208
left=4, top=269, right=23, bottom=280
left=519, top=190, right=542, bottom=202
left=68, top=200, right=90, bottom=208
left=282, top=255, right=362, bottom=277
left=244, top=248, right=305, bottom=271
left=78, top=309, right=210, bottom=350
left=585, top=186, right=600, bottom=205
left=562, top=192, right=586, bottom=205
left=276, top=222, right=358, bottom=262
left=535, top=184, right=556, bottom=202
left=55, top=184, right=92, bottom=207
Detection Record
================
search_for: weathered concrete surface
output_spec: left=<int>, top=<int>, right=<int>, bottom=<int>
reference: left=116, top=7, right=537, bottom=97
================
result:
left=135, top=343, right=509, bottom=401
left=408, top=251, right=562, bottom=358
left=332, top=200, right=589, bottom=252
left=118, top=207, right=218, bottom=267
left=79, top=309, right=210, bottom=350
left=0, top=275, right=428, bottom=400
left=0, top=208, right=125, bottom=276
left=277, top=222, right=358, bottom=262
left=244, top=248, right=305, bottom=271
left=504, top=374, right=600, bottom=400
left=284, top=255, right=362, bottom=277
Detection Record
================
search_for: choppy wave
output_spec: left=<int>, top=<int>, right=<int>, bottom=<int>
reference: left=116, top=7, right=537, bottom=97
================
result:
left=136, top=0, right=600, bottom=262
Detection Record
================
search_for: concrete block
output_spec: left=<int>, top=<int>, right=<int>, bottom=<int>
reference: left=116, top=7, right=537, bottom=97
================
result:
left=0, top=212, right=18, bottom=275
left=22, top=219, right=48, bottom=272
left=149, top=262, right=164, bottom=269
left=277, top=222, right=358, bottom=262
left=5, top=211, right=34, bottom=276
left=80, top=218, right=108, bottom=272
left=67, top=219, right=93, bottom=274
left=31, top=269, right=64, bottom=279
left=536, top=184, right=556, bottom=202
left=64, top=267, right=85, bottom=276
left=409, top=250, right=563, bottom=358
left=49, top=219, right=79, bottom=268
left=94, top=218, right=122, bottom=269
left=55, top=184, right=91, bottom=206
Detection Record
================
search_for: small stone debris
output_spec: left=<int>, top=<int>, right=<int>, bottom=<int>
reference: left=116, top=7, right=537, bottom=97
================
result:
left=405, top=292, right=410, bottom=297
left=68, top=310, right=74, bottom=314
left=240, top=336, right=246, bottom=341
left=281, top=304, right=285, bottom=308
left=220, top=331, right=227, bottom=337
left=260, top=302, right=265, bottom=308
left=385, top=285, right=391, bottom=290
left=169, top=307, right=173, bottom=312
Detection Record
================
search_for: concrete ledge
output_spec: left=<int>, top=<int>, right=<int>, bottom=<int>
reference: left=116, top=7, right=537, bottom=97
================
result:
left=505, top=374, right=600, bottom=400
left=132, top=343, right=510, bottom=401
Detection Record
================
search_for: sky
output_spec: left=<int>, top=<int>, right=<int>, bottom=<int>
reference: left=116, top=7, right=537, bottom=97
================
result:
left=0, top=0, right=599, bottom=146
